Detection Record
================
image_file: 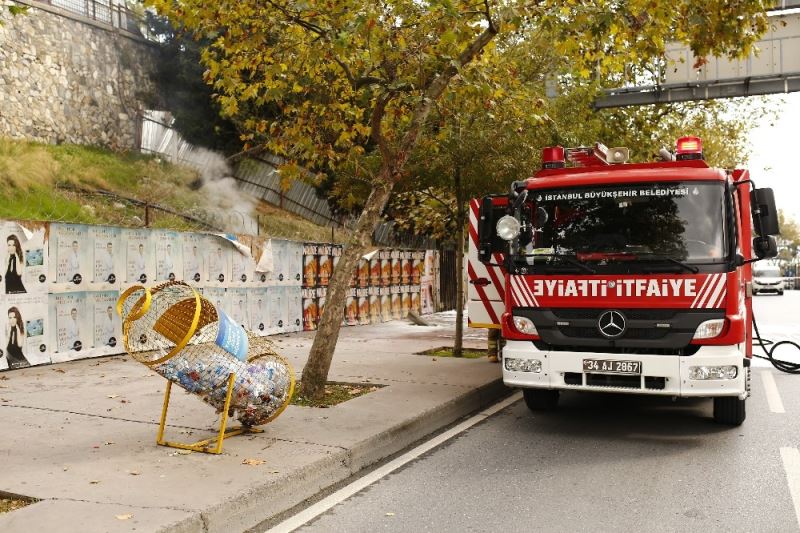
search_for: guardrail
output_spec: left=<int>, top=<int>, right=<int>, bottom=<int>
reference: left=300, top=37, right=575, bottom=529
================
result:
left=25, top=0, right=149, bottom=39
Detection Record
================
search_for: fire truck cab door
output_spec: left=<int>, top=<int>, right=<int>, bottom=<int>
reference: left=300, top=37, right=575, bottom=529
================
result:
left=467, top=196, right=507, bottom=329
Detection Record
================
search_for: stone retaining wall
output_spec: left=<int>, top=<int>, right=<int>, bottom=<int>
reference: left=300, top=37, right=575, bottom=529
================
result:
left=0, top=0, right=158, bottom=149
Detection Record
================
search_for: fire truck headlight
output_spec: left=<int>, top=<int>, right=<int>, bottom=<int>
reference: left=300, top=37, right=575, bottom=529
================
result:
left=504, top=357, right=542, bottom=373
left=496, top=215, right=521, bottom=241
left=692, top=319, right=725, bottom=340
left=688, top=365, right=738, bottom=380
left=512, top=316, right=538, bottom=335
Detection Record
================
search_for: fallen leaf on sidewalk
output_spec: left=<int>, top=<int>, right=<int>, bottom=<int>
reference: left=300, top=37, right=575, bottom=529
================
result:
left=127, top=470, right=141, bottom=476
left=115, top=514, right=133, bottom=520
left=89, top=480, right=100, bottom=484
left=107, top=395, right=118, bottom=399
left=385, top=512, right=395, bottom=516
left=242, top=458, right=265, bottom=466
left=52, top=368, right=66, bottom=373
left=104, top=441, right=115, bottom=446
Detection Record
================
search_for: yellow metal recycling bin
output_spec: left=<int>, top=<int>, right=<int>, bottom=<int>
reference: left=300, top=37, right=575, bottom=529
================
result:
left=117, top=281, right=295, bottom=453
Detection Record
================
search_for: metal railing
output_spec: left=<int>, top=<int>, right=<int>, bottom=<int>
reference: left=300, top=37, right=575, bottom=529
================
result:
left=28, top=0, right=148, bottom=39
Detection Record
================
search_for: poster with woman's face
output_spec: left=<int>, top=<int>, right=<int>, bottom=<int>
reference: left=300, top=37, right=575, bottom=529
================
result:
left=90, top=291, right=120, bottom=357
left=391, top=290, right=402, bottom=320
left=380, top=288, right=391, bottom=322
left=369, top=291, right=381, bottom=324
left=318, top=245, right=333, bottom=287
left=124, top=229, right=154, bottom=285
left=357, top=259, right=370, bottom=288
left=401, top=289, right=412, bottom=318
left=369, top=256, right=382, bottom=287
left=401, top=252, right=413, bottom=285
left=155, top=230, right=183, bottom=283
left=181, top=233, right=205, bottom=284
left=2, top=221, right=47, bottom=295
left=381, top=257, right=392, bottom=287
left=53, top=223, right=90, bottom=287
left=49, top=292, right=89, bottom=363
left=0, top=293, right=49, bottom=371
left=345, top=289, right=358, bottom=326
left=247, top=287, right=270, bottom=335
left=90, top=226, right=122, bottom=286
left=358, top=294, right=370, bottom=325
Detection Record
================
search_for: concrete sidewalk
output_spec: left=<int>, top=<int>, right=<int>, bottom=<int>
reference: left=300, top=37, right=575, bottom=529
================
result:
left=0, top=315, right=506, bottom=533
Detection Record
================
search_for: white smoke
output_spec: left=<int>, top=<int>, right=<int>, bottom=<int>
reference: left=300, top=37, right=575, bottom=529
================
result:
left=183, top=147, right=258, bottom=234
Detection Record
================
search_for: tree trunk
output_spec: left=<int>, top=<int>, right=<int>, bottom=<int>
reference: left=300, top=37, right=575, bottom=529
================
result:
left=453, top=167, right=465, bottom=358
left=301, top=179, right=395, bottom=399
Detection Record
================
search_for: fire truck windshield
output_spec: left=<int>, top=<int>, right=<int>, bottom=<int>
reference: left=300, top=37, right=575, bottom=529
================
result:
left=520, top=181, right=727, bottom=272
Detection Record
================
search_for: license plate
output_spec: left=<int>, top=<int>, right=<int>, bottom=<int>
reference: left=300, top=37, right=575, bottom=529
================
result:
left=582, top=359, right=641, bottom=375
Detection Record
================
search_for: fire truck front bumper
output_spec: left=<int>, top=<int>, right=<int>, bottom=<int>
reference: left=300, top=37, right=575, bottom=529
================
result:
left=502, top=341, right=747, bottom=399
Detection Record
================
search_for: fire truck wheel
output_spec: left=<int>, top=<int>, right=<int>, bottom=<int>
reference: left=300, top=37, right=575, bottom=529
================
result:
left=523, top=389, right=559, bottom=411
left=713, top=396, right=746, bottom=426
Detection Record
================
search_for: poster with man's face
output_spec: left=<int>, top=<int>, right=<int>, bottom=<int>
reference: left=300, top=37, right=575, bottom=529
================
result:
left=89, top=291, right=120, bottom=356
left=247, top=288, right=270, bottom=335
left=50, top=292, right=89, bottom=362
left=53, top=223, right=90, bottom=287
left=90, top=226, right=121, bottom=286
left=124, top=229, right=154, bottom=285
left=287, top=241, right=303, bottom=285
left=269, top=286, right=287, bottom=334
left=224, top=288, right=250, bottom=329
left=0, top=293, right=49, bottom=371
left=203, top=287, right=227, bottom=315
left=287, top=287, right=302, bottom=332
left=230, top=245, right=255, bottom=286
left=155, top=230, right=182, bottom=283
left=205, top=235, right=230, bottom=285
left=182, top=233, right=205, bottom=284
left=2, top=221, right=47, bottom=295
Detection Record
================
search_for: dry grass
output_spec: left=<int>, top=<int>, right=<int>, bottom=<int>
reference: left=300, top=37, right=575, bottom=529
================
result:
left=0, top=138, right=346, bottom=241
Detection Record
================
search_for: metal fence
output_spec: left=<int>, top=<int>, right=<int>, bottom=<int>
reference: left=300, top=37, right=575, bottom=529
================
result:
left=31, top=0, right=148, bottom=38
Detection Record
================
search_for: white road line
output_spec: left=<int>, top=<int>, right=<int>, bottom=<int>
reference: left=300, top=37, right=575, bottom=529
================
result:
left=780, top=447, right=800, bottom=530
left=266, top=392, right=523, bottom=533
left=761, top=371, right=786, bottom=414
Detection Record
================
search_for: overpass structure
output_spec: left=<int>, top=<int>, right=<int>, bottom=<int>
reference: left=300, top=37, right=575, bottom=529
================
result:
left=597, top=1, right=800, bottom=108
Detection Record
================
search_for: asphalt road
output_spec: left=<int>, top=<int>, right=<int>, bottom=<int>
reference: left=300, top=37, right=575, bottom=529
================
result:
left=290, top=292, right=800, bottom=533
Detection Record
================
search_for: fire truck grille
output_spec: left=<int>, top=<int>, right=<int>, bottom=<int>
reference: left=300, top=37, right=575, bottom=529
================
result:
left=563, top=372, right=667, bottom=390
left=537, top=342, right=701, bottom=357
left=558, top=326, right=669, bottom=340
left=552, top=309, right=679, bottom=321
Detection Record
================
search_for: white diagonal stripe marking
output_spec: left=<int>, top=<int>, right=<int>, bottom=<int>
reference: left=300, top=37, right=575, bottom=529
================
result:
left=691, top=274, right=714, bottom=308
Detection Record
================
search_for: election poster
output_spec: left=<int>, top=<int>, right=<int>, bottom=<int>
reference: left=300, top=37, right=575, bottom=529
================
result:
left=0, top=293, right=49, bottom=370
left=225, top=288, right=250, bottom=329
left=269, top=239, right=287, bottom=284
left=203, top=287, right=227, bottom=315
left=50, top=292, right=90, bottom=363
left=205, top=235, right=230, bottom=285
left=287, top=287, right=302, bottom=332
left=90, top=226, right=122, bottom=287
left=124, top=229, right=154, bottom=285
left=1, top=221, right=48, bottom=295
left=269, top=286, right=287, bottom=334
left=154, top=230, right=182, bottom=283
left=248, top=288, right=270, bottom=335
left=182, top=233, right=205, bottom=284
left=230, top=244, right=255, bottom=286
left=287, top=241, right=303, bottom=285
left=52, top=223, right=90, bottom=288
left=89, top=291, right=120, bottom=357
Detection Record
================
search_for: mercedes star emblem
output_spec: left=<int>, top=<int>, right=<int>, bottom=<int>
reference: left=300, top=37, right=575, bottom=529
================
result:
left=598, top=310, right=626, bottom=339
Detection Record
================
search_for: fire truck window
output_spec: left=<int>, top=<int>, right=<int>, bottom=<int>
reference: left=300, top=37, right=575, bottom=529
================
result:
left=528, top=182, right=726, bottom=265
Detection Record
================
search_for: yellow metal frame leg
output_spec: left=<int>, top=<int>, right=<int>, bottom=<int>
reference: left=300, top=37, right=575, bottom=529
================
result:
left=155, top=373, right=263, bottom=455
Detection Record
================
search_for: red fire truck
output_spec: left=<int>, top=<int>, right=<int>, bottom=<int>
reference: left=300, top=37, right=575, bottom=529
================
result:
left=468, top=137, right=780, bottom=425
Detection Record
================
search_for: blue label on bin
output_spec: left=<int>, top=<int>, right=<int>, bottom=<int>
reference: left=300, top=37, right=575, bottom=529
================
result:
left=215, top=308, right=248, bottom=361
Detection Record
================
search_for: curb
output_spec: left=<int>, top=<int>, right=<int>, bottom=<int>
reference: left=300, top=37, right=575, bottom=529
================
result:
left=161, top=378, right=509, bottom=533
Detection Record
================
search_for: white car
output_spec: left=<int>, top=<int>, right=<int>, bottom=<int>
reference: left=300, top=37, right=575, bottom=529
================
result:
left=753, top=266, right=784, bottom=295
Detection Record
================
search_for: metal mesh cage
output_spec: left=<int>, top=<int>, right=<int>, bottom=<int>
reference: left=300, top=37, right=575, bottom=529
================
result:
left=117, top=282, right=294, bottom=426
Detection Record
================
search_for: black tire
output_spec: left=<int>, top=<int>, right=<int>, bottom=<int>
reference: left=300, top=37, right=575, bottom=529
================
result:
left=778, top=291, right=784, bottom=296
left=713, top=396, right=746, bottom=426
left=523, top=389, right=559, bottom=411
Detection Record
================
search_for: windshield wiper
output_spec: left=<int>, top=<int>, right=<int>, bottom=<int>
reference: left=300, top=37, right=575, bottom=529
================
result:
left=630, top=253, right=699, bottom=274
left=524, top=253, right=597, bottom=274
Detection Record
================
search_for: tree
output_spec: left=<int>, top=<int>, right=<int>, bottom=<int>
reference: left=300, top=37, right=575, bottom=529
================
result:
left=149, top=0, right=772, bottom=399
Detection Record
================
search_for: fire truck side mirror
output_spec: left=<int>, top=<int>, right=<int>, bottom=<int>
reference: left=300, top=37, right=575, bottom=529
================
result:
left=753, top=236, right=778, bottom=260
left=751, top=188, right=780, bottom=236
left=478, top=196, right=495, bottom=263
